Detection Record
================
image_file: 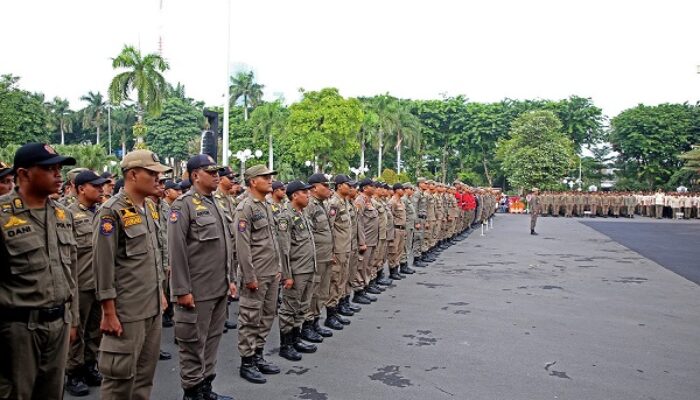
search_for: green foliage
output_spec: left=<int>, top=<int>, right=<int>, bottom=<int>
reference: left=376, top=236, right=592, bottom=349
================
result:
left=286, top=88, right=363, bottom=173
left=54, top=144, right=118, bottom=172
left=497, top=110, right=576, bottom=190
left=145, top=97, right=204, bottom=162
left=109, top=45, right=170, bottom=119
left=229, top=70, right=264, bottom=120
left=0, top=144, right=21, bottom=164
left=0, top=75, right=51, bottom=146
left=609, top=103, right=700, bottom=188
left=379, top=168, right=399, bottom=184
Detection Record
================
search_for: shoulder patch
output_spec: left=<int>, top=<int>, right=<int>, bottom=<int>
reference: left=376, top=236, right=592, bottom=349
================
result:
left=278, top=218, right=288, bottom=231
left=238, top=220, right=248, bottom=232
left=100, top=216, right=115, bottom=236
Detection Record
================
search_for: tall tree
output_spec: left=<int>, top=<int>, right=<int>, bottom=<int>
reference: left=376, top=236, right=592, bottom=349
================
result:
left=145, top=97, right=203, bottom=169
left=108, top=45, right=170, bottom=147
left=80, top=91, right=106, bottom=145
left=386, top=101, right=422, bottom=174
left=286, top=88, right=363, bottom=173
left=369, top=94, right=396, bottom=176
left=229, top=71, right=264, bottom=121
left=48, top=97, right=72, bottom=146
left=497, top=110, right=576, bottom=191
left=249, top=100, right=288, bottom=170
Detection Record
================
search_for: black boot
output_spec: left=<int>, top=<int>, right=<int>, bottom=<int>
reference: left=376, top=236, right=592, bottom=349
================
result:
left=301, top=320, right=324, bottom=343
left=183, top=383, right=205, bottom=400
left=159, top=349, right=172, bottom=360
left=362, top=289, right=378, bottom=302
left=292, top=327, right=317, bottom=353
left=353, top=291, right=371, bottom=305
left=376, top=269, right=393, bottom=286
left=345, top=295, right=362, bottom=311
left=400, top=263, right=415, bottom=275
left=279, top=330, right=302, bottom=361
left=224, top=320, right=237, bottom=330
left=253, top=348, right=280, bottom=374
left=389, top=267, right=403, bottom=280
left=531, top=230, right=538, bottom=236
left=370, top=278, right=386, bottom=292
left=313, top=317, right=333, bottom=337
left=366, top=281, right=382, bottom=294
left=323, top=307, right=344, bottom=330
left=201, top=375, right=234, bottom=400
left=82, top=362, right=102, bottom=387
left=337, top=298, right=354, bottom=316
left=334, top=309, right=351, bottom=325
left=65, top=371, right=89, bottom=397
left=162, top=312, right=174, bottom=328
left=239, top=356, right=266, bottom=384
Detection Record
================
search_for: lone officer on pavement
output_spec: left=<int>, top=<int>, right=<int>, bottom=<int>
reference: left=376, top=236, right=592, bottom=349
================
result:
left=0, top=143, right=79, bottom=400
left=93, top=149, right=171, bottom=399
left=169, top=155, right=236, bottom=400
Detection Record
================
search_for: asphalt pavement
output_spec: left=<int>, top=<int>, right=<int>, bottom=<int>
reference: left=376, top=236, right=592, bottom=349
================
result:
left=68, top=213, right=700, bottom=400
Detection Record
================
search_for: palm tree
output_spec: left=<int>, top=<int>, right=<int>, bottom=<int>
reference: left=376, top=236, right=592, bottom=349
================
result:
left=48, top=97, right=72, bottom=145
left=109, top=45, right=169, bottom=146
left=229, top=71, right=264, bottom=121
left=250, top=101, right=287, bottom=170
left=80, top=91, right=106, bottom=145
left=387, top=101, right=422, bottom=174
left=370, top=94, right=397, bottom=177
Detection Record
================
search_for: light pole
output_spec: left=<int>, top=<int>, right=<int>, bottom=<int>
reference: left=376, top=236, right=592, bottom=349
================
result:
left=106, top=103, right=112, bottom=155
left=235, top=148, right=262, bottom=182
left=350, top=165, right=369, bottom=180
left=222, top=0, right=232, bottom=166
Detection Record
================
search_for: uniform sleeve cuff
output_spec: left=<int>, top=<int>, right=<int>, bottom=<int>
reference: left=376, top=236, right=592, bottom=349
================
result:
left=95, top=288, right=117, bottom=301
left=172, top=288, right=191, bottom=296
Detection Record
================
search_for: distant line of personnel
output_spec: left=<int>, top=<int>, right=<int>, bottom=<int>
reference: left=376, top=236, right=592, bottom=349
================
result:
left=532, top=191, right=700, bottom=219
left=0, top=144, right=499, bottom=400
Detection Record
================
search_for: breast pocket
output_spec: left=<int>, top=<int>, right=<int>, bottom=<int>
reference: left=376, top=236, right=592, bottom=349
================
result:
left=251, top=218, right=269, bottom=243
left=194, top=216, right=220, bottom=241
left=74, top=222, right=93, bottom=249
left=56, top=229, right=76, bottom=267
left=4, top=234, right=47, bottom=275
left=124, top=224, right=148, bottom=256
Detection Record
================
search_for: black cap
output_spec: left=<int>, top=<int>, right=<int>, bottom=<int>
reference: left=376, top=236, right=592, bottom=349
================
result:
left=286, top=180, right=313, bottom=198
left=272, top=181, right=285, bottom=191
left=218, top=166, right=235, bottom=179
left=113, top=178, right=125, bottom=194
left=164, top=180, right=181, bottom=191
left=75, top=171, right=109, bottom=187
left=186, top=154, right=220, bottom=174
left=100, top=171, right=114, bottom=180
left=359, top=178, right=373, bottom=189
left=308, top=173, right=331, bottom=185
left=333, top=174, right=353, bottom=186
left=13, top=143, right=76, bottom=171
left=392, top=183, right=404, bottom=191
left=180, top=179, right=192, bottom=191
left=0, top=162, right=13, bottom=179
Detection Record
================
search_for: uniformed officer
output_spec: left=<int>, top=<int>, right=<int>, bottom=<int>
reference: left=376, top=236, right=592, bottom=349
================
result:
left=401, top=183, right=417, bottom=268
left=65, top=171, right=109, bottom=396
left=0, top=162, right=15, bottom=196
left=277, top=181, right=319, bottom=361
left=93, top=149, right=170, bottom=400
left=326, top=175, right=355, bottom=327
left=150, top=177, right=174, bottom=361
left=269, top=181, right=287, bottom=221
left=389, top=183, right=411, bottom=278
left=235, top=164, right=282, bottom=384
left=214, top=167, right=239, bottom=333
left=60, top=167, right=89, bottom=206
left=0, top=143, right=79, bottom=400
left=529, top=188, right=540, bottom=235
left=412, top=179, right=428, bottom=266
left=344, top=183, right=364, bottom=313
left=350, top=179, right=378, bottom=305
left=304, top=173, right=337, bottom=335
left=168, top=155, right=236, bottom=400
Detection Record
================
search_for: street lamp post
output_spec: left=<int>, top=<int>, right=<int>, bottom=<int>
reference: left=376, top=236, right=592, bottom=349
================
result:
left=234, top=149, right=262, bottom=182
left=106, top=103, right=112, bottom=155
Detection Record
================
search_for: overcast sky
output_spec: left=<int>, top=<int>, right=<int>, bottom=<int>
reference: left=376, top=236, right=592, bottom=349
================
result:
left=2, top=0, right=699, bottom=118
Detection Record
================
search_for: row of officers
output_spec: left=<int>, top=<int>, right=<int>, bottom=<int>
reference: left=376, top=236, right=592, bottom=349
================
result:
left=0, top=143, right=497, bottom=400
left=534, top=191, right=700, bottom=219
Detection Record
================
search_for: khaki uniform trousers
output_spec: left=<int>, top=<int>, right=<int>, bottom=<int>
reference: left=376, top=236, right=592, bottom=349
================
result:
left=327, top=252, right=350, bottom=308
left=238, top=275, right=280, bottom=357
left=371, top=239, right=387, bottom=278
left=345, top=248, right=360, bottom=296
left=68, top=290, right=102, bottom=372
left=402, top=227, right=414, bottom=265
left=307, top=261, right=331, bottom=321
left=388, top=230, right=406, bottom=267
left=0, top=316, right=69, bottom=400
left=174, top=296, right=227, bottom=390
left=279, top=272, right=315, bottom=334
left=99, top=314, right=162, bottom=400
left=414, top=220, right=426, bottom=256
left=352, top=246, right=374, bottom=291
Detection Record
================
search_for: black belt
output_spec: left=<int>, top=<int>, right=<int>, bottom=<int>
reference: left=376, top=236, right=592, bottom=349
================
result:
left=418, top=214, right=427, bottom=219
left=0, top=304, right=65, bottom=323
left=394, top=225, right=405, bottom=230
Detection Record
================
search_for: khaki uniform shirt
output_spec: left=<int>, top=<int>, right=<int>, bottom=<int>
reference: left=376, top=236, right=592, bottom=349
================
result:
left=68, top=202, right=97, bottom=291
left=425, top=191, right=436, bottom=221
left=375, top=198, right=388, bottom=241
left=168, top=190, right=231, bottom=302
left=0, top=192, right=78, bottom=325
left=413, top=191, right=426, bottom=220
left=305, top=196, right=333, bottom=263
left=355, top=193, right=378, bottom=247
left=391, top=197, right=407, bottom=228
left=327, top=193, right=352, bottom=254
left=93, top=192, right=161, bottom=323
left=403, top=195, right=416, bottom=229
left=235, top=195, right=282, bottom=285
left=277, top=205, right=316, bottom=279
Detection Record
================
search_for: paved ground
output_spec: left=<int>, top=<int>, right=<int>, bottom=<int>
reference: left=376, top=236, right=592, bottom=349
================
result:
left=70, top=214, right=700, bottom=400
